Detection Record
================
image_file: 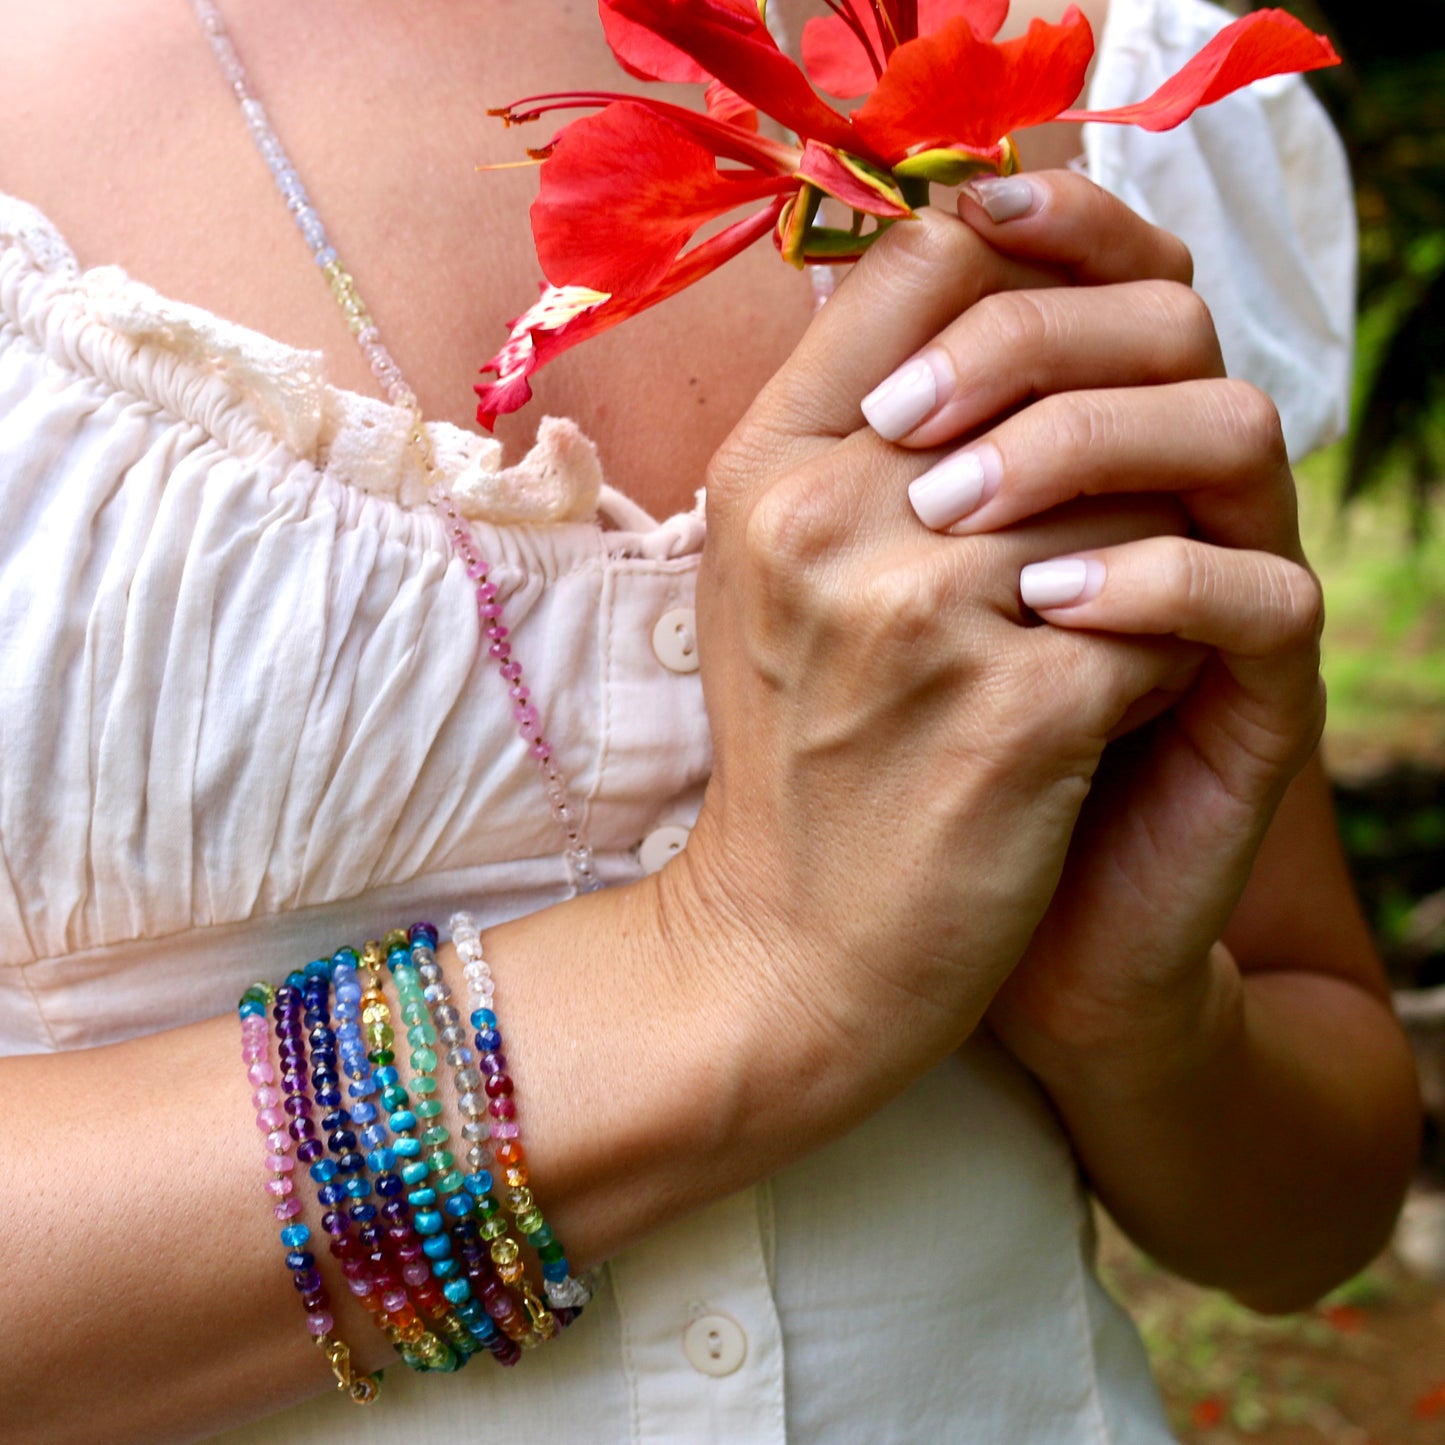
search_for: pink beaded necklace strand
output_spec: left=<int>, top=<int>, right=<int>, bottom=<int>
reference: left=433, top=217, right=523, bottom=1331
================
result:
left=190, top=0, right=599, bottom=895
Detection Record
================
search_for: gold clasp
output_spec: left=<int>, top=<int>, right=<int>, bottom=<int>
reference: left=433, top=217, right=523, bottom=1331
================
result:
left=317, top=1336, right=382, bottom=1406
left=522, top=1283, right=559, bottom=1340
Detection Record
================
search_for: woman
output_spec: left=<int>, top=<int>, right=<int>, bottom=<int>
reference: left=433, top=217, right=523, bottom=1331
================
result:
left=0, top=0, right=1419, bottom=1439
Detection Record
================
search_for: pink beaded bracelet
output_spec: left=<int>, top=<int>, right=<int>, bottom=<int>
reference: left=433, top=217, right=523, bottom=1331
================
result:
left=238, top=981, right=381, bottom=1404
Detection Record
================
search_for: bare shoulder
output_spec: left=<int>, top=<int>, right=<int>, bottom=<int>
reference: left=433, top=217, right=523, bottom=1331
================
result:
left=0, top=0, right=212, bottom=244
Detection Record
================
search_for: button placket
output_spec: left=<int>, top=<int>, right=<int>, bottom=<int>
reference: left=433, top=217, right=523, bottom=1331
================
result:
left=608, top=1189, right=786, bottom=1442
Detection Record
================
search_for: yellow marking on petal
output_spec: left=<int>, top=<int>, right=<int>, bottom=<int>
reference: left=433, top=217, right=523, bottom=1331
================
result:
left=776, top=184, right=822, bottom=268
left=831, top=149, right=912, bottom=214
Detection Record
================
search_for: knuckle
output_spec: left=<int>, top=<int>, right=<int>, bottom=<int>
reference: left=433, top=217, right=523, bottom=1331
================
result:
left=706, top=410, right=801, bottom=499
left=1138, top=278, right=1217, bottom=362
left=743, top=476, right=829, bottom=578
left=1153, top=535, right=1209, bottom=616
left=843, top=210, right=981, bottom=324
left=1166, top=233, right=1195, bottom=287
left=867, top=206, right=972, bottom=279
left=1275, top=561, right=1325, bottom=645
left=859, top=561, right=946, bottom=649
left=1038, top=388, right=1123, bottom=462
left=1001, top=640, right=1116, bottom=753
left=1214, top=379, right=1287, bottom=462
left=704, top=430, right=756, bottom=507
left=973, top=290, right=1050, bottom=358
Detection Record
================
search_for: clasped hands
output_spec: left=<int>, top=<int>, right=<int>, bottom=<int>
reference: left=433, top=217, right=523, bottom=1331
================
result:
left=680, top=170, right=1324, bottom=1109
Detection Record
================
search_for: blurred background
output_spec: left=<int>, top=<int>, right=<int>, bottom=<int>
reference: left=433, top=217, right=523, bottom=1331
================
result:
left=1099, top=4, right=1445, bottom=1439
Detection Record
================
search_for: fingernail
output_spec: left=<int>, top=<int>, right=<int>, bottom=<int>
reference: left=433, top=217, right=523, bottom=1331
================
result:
left=862, top=354, right=942, bottom=440
left=964, top=175, right=1040, bottom=224
left=909, top=444, right=1001, bottom=530
left=1020, top=557, right=1105, bottom=610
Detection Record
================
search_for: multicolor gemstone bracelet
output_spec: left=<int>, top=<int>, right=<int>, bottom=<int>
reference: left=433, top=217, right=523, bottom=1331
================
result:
left=239, top=923, right=572, bottom=1398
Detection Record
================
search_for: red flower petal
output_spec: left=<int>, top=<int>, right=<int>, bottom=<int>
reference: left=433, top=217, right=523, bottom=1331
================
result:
left=705, top=79, right=758, bottom=130
left=795, top=139, right=913, bottom=217
left=599, top=1, right=712, bottom=83
left=475, top=284, right=611, bottom=429
left=598, top=0, right=771, bottom=83
left=802, top=0, right=1009, bottom=99
left=476, top=200, right=785, bottom=428
left=852, top=6, right=1095, bottom=161
left=531, top=101, right=795, bottom=296
left=606, top=0, right=864, bottom=156
left=1060, top=9, right=1340, bottom=131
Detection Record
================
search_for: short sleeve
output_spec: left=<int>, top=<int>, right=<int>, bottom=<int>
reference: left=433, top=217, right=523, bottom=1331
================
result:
left=1085, top=0, right=1356, bottom=460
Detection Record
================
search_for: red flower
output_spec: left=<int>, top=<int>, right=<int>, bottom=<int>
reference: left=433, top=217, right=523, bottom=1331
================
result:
left=803, top=0, right=1010, bottom=99
left=476, top=0, right=1339, bottom=425
left=533, top=101, right=797, bottom=298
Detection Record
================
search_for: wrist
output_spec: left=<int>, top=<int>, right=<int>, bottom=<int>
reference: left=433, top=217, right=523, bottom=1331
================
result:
left=455, top=869, right=858, bottom=1267
left=998, top=940, right=1248, bottom=1107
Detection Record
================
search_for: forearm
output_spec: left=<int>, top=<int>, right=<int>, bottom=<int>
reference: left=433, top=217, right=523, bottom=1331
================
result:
left=1040, top=950, right=1421, bottom=1313
left=0, top=875, right=919, bottom=1442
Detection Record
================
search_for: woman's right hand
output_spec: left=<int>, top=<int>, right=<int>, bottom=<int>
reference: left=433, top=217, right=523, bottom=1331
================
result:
left=674, top=197, right=1206, bottom=1089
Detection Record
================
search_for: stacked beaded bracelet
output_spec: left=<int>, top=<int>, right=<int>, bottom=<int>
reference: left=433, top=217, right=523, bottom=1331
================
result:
left=238, top=982, right=382, bottom=1405
left=386, top=926, right=553, bottom=1355
left=350, top=938, right=471, bottom=1372
left=241, top=924, right=574, bottom=1398
left=327, top=949, right=446, bottom=1368
left=374, top=928, right=528, bottom=1361
left=303, top=957, right=452, bottom=1373
left=449, top=912, right=592, bottom=1311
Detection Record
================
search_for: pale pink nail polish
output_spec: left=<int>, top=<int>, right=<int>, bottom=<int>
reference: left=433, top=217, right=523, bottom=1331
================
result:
left=909, top=444, right=1001, bottom=530
left=862, top=355, right=939, bottom=440
left=1019, top=557, right=1105, bottom=609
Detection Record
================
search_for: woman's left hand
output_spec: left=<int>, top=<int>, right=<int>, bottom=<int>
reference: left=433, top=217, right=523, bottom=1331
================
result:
left=864, top=169, right=1326, bottom=1093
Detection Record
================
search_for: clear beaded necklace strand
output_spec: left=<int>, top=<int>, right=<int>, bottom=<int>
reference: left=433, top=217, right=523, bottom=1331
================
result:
left=190, top=0, right=599, bottom=895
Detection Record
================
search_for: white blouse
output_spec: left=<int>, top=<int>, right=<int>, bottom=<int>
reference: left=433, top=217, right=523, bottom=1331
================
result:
left=0, top=0, right=1352, bottom=1437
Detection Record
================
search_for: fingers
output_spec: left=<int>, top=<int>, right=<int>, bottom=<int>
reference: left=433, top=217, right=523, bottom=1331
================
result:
left=1018, top=535, right=1325, bottom=759
left=907, top=378, right=1300, bottom=559
left=725, top=471, right=1204, bottom=753
left=864, top=279, right=1225, bottom=450
left=957, top=169, right=1194, bottom=290
left=730, top=209, right=1050, bottom=464
left=711, top=171, right=1198, bottom=508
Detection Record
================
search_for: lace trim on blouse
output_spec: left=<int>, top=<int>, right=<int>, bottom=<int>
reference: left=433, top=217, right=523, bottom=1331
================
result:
left=0, top=190, right=697, bottom=541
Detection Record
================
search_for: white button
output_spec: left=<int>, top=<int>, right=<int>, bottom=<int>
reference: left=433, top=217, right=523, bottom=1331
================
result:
left=638, top=824, right=690, bottom=875
left=652, top=607, right=700, bottom=673
left=682, top=1313, right=747, bottom=1377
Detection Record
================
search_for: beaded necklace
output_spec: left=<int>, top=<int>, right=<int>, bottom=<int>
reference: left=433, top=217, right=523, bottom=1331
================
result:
left=190, top=0, right=599, bottom=894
